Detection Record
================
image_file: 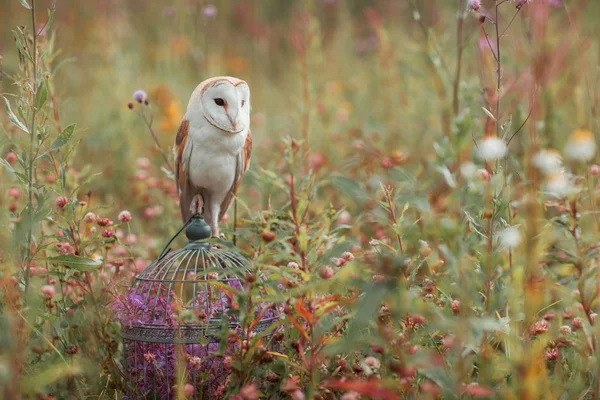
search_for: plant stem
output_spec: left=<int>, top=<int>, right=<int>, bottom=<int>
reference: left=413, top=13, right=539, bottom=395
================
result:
left=453, top=0, right=466, bottom=117
left=301, top=44, right=310, bottom=172
left=139, top=109, right=173, bottom=173
left=25, top=0, right=38, bottom=297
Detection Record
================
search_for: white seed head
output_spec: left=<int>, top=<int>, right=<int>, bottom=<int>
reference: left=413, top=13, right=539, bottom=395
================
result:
left=478, top=137, right=508, bottom=161
left=565, top=129, right=596, bottom=162
left=533, top=149, right=562, bottom=175
left=499, top=226, right=522, bottom=249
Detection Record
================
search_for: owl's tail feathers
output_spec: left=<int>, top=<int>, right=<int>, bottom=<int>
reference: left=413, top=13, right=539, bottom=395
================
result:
left=189, top=195, right=204, bottom=218
left=179, top=185, right=204, bottom=222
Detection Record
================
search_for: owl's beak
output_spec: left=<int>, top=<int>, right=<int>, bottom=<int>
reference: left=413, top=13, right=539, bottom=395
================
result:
left=224, top=104, right=238, bottom=132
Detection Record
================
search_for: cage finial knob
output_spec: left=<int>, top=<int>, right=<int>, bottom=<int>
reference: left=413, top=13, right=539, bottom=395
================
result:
left=185, top=215, right=212, bottom=242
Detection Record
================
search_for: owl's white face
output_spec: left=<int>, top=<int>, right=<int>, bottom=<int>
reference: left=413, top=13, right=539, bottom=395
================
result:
left=200, top=81, right=250, bottom=134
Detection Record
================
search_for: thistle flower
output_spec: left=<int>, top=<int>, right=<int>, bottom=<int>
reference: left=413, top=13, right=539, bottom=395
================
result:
left=477, top=136, right=507, bottom=161
left=565, top=129, right=596, bottom=162
left=533, top=149, right=562, bottom=175
left=499, top=226, right=522, bottom=249
left=133, top=90, right=148, bottom=104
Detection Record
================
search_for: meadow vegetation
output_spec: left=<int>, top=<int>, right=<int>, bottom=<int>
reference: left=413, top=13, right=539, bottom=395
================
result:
left=2, top=0, right=600, bottom=398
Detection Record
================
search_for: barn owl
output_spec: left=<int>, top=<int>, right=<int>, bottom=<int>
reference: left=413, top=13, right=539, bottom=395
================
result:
left=174, top=76, right=252, bottom=237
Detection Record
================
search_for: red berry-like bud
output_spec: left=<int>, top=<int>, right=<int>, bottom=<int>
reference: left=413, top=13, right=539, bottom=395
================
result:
left=261, top=230, right=276, bottom=242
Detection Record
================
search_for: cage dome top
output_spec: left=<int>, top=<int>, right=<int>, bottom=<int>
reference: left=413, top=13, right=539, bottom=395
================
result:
left=118, top=215, right=275, bottom=344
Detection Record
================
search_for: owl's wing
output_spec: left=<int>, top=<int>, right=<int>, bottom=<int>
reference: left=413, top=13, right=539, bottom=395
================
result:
left=219, top=129, right=252, bottom=221
left=174, top=118, right=195, bottom=222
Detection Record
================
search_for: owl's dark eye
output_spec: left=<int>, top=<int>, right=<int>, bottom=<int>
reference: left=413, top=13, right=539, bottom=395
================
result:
left=241, top=100, right=246, bottom=107
left=214, top=98, right=225, bottom=106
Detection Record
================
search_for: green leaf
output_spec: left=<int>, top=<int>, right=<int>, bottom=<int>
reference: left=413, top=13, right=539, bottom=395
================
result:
left=482, top=106, right=496, bottom=121
left=0, top=157, right=16, bottom=174
left=2, top=96, right=29, bottom=133
left=43, top=254, right=101, bottom=271
left=49, top=124, right=76, bottom=151
left=12, top=31, right=33, bottom=63
left=19, top=0, right=32, bottom=9
left=34, top=80, right=48, bottom=110
left=330, top=176, right=367, bottom=203
left=39, top=1, right=56, bottom=37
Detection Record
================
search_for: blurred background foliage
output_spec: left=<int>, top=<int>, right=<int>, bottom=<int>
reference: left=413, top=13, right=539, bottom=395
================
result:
left=3, top=0, right=600, bottom=398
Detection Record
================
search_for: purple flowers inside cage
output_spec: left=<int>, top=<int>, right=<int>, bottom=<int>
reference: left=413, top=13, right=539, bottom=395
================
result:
left=113, top=244, right=278, bottom=400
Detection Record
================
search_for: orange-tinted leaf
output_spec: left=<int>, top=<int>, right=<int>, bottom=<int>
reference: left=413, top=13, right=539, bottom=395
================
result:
left=206, top=281, right=238, bottom=310
left=288, top=314, right=309, bottom=340
left=249, top=303, right=272, bottom=331
left=296, top=301, right=313, bottom=324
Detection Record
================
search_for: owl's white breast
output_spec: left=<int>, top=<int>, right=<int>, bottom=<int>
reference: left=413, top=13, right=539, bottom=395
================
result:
left=186, top=123, right=247, bottom=198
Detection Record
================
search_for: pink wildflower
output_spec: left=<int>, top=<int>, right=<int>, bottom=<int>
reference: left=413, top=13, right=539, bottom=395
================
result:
left=572, top=317, right=584, bottom=330
left=531, top=319, right=549, bottom=335
left=118, top=210, right=132, bottom=223
left=8, top=188, right=20, bottom=199
left=41, top=285, right=56, bottom=298
left=58, top=242, right=75, bottom=255
left=364, top=356, right=380, bottom=369
left=319, top=265, right=335, bottom=279
left=468, top=0, right=481, bottom=11
left=55, top=196, right=69, bottom=209
left=240, top=383, right=260, bottom=400
left=101, top=229, right=114, bottom=238
left=202, top=4, right=218, bottom=18
left=380, top=157, right=394, bottom=169
left=183, top=384, right=194, bottom=397
left=5, top=152, right=17, bottom=165
left=84, top=212, right=96, bottom=223
left=545, top=347, right=559, bottom=361
left=451, top=300, right=460, bottom=315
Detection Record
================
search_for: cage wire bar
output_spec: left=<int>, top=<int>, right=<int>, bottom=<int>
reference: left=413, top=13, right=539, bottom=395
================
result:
left=119, top=215, right=278, bottom=399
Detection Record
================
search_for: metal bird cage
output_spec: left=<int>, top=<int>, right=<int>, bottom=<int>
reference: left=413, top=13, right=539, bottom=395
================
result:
left=117, top=215, right=278, bottom=399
